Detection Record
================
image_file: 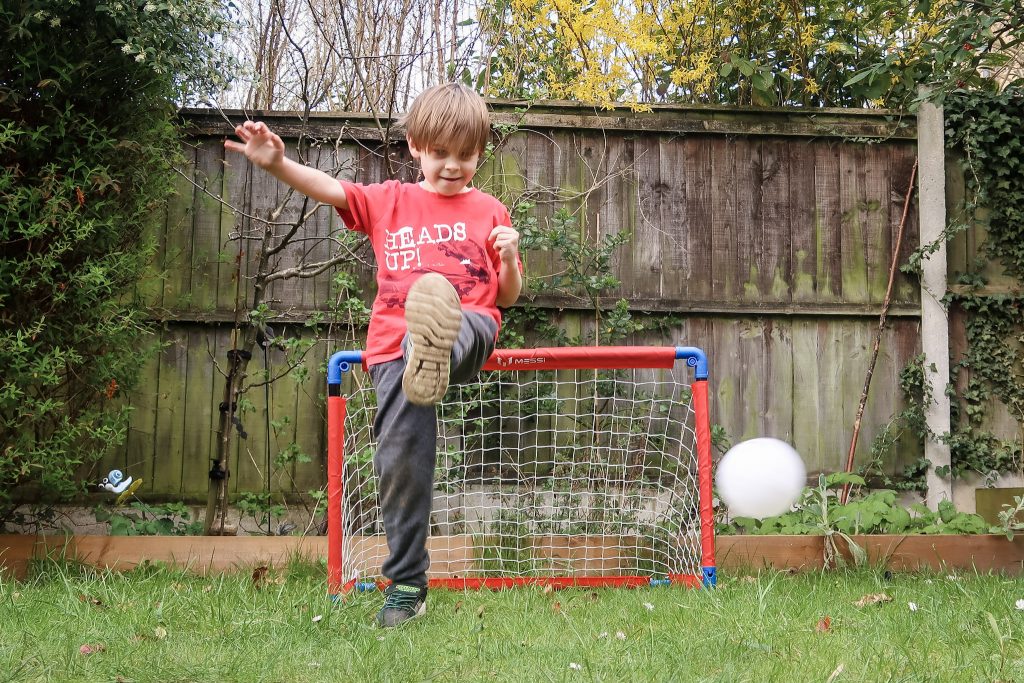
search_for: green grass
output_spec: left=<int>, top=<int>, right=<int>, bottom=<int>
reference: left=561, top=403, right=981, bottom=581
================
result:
left=2, top=560, right=1024, bottom=682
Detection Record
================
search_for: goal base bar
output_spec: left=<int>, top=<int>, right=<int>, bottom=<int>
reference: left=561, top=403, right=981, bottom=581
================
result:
left=334, top=572, right=711, bottom=597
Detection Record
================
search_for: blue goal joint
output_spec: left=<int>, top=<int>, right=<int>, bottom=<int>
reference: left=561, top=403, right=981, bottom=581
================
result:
left=702, top=567, right=717, bottom=588
left=328, top=350, right=363, bottom=385
left=675, top=346, right=708, bottom=380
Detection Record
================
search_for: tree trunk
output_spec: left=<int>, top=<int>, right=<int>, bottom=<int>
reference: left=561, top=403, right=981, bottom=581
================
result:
left=203, top=337, right=253, bottom=535
left=204, top=213, right=275, bottom=534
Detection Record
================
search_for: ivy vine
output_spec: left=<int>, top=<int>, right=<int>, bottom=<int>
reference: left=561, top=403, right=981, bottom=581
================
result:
left=941, top=87, right=1024, bottom=480
left=867, top=88, right=1024, bottom=486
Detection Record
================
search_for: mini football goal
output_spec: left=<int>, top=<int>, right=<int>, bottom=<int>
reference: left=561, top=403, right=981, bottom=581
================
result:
left=326, top=345, right=714, bottom=594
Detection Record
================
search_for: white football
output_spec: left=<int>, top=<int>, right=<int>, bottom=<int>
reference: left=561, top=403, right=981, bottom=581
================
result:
left=716, top=438, right=807, bottom=519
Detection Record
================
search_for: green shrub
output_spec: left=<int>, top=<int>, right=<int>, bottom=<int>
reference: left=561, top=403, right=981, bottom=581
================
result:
left=720, top=473, right=994, bottom=536
left=0, top=1, right=234, bottom=518
left=94, top=501, right=201, bottom=536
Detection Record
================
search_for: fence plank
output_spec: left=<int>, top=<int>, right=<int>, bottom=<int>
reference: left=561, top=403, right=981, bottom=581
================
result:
left=734, top=138, right=762, bottom=302
left=791, top=320, right=825, bottom=468
left=218, top=147, right=249, bottom=313
left=578, top=131, right=607, bottom=305
left=266, top=338, right=301, bottom=496
left=151, top=327, right=189, bottom=494
left=863, top=142, right=892, bottom=303
left=839, top=144, right=870, bottom=303
left=709, top=319, right=745, bottom=443
left=524, top=128, right=556, bottom=288
left=681, top=136, right=713, bottom=303
left=291, top=340, right=328, bottom=495
left=891, top=145, right=920, bottom=303
left=710, top=137, right=738, bottom=301
left=265, top=143, right=312, bottom=317
left=162, top=148, right=196, bottom=310
left=760, top=138, right=791, bottom=302
left=604, top=135, right=632, bottom=302
left=135, top=176, right=168, bottom=308
left=629, top=134, right=663, bottom=302
left=814, top=142, right=843, bottom=300
left=789, top=139, right=817, bottom=302
left=191, top=140, right=225, bottom=313
left=181, top=325, right=218, bottom=495
left=658, top=135, right=689, bottom=303
left=490, top=127, right=528, bottom=207
left=232, top=357, right=270, bottom=497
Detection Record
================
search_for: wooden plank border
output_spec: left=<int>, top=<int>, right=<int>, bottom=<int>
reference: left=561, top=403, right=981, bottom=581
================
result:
left=3, top=535, right=1021, bottom=581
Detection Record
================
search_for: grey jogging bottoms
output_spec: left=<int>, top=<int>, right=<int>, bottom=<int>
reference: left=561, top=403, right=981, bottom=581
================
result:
left=367, top=311, right=498, bottom=587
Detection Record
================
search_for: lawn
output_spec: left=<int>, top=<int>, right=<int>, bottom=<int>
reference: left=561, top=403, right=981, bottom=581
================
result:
left=2, top=560, right=1024, bottom=682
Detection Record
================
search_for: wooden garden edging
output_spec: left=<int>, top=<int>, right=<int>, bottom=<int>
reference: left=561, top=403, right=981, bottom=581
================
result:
left=2, top=534, right=1023, bottom=581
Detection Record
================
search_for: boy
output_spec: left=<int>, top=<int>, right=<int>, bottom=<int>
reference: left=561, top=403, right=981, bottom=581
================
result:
left=225, top=83, right=522, bottom=627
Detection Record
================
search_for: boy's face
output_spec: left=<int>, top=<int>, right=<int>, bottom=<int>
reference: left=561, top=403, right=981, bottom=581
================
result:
left=408, top=138, right=480, bottom=196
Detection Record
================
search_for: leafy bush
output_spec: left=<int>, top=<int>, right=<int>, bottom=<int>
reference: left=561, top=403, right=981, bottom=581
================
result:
left=0, top=1, right=234, bottom=519
left=720, top=473, right=993, bottom=536
left=94, top=501, right=201, bottom=536
left=479, top=0, right=1022, bottom=108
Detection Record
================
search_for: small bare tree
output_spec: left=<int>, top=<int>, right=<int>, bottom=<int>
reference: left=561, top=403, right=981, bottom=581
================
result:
left=220, top=0, right=487, bottom=113
left=200, top=0, right=640, bottom=534
left=201, top=136, right=375, bottom=535
left=200, top=0, right=487, bottom=533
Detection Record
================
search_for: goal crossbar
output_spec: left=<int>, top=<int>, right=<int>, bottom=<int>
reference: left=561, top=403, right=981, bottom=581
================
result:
left=326, top=345, right=715, bottom=595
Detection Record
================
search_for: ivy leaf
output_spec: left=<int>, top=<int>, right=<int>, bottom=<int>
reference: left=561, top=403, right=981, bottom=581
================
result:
left=938, top=500, right=957, bottom=524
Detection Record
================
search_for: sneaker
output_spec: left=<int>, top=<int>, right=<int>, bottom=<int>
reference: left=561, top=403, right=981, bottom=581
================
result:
left=376, top=583, right=427, bottom=628
left=403, top=273, right=462, bottom=405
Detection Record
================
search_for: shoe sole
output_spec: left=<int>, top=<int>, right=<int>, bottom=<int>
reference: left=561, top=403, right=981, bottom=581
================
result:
left=403, top=273, right=462, bottom=405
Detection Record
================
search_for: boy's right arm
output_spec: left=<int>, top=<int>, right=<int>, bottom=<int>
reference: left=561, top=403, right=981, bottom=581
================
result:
left=224, top=121, right=348, bottom=210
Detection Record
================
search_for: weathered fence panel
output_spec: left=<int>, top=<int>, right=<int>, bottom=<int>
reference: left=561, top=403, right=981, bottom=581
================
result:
left=105, top=104, right=929, bottom=500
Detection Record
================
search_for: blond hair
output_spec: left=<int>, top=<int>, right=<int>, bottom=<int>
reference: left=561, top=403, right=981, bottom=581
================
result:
left=400, top=83, right=491, bottom=157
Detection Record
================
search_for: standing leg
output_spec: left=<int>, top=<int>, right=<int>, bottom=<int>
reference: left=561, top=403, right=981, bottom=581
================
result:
left=369, top=359, right=437, bottom=588
left=369, top=291, right=499, bottom=627
left=370, top=311, right=497, bottom=587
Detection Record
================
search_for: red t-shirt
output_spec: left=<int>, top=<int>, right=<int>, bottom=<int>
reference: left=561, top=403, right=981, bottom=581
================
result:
left=336, top=180, right=520, bottom=367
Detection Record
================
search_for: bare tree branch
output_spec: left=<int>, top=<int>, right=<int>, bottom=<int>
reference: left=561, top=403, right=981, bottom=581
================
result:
left=263, top=251, right=359, bottom=282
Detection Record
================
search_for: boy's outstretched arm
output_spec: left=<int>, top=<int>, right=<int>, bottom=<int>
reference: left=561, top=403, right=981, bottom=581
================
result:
left=490, top=225, right=522, bottom=308
left=224, top=121, right=348, bottom=210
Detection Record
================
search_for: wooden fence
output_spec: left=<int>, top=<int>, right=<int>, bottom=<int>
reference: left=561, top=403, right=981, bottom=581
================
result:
left=97, top=103, right=934, bottom=500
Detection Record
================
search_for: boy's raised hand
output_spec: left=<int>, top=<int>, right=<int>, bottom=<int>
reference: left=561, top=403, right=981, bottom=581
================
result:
left=489, top=225, right=520, bottom=265
left=224, top=121, right=284, bottom=170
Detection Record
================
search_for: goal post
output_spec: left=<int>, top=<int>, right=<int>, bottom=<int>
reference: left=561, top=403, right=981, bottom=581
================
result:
left=326, top=345, right=715, bottom=596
